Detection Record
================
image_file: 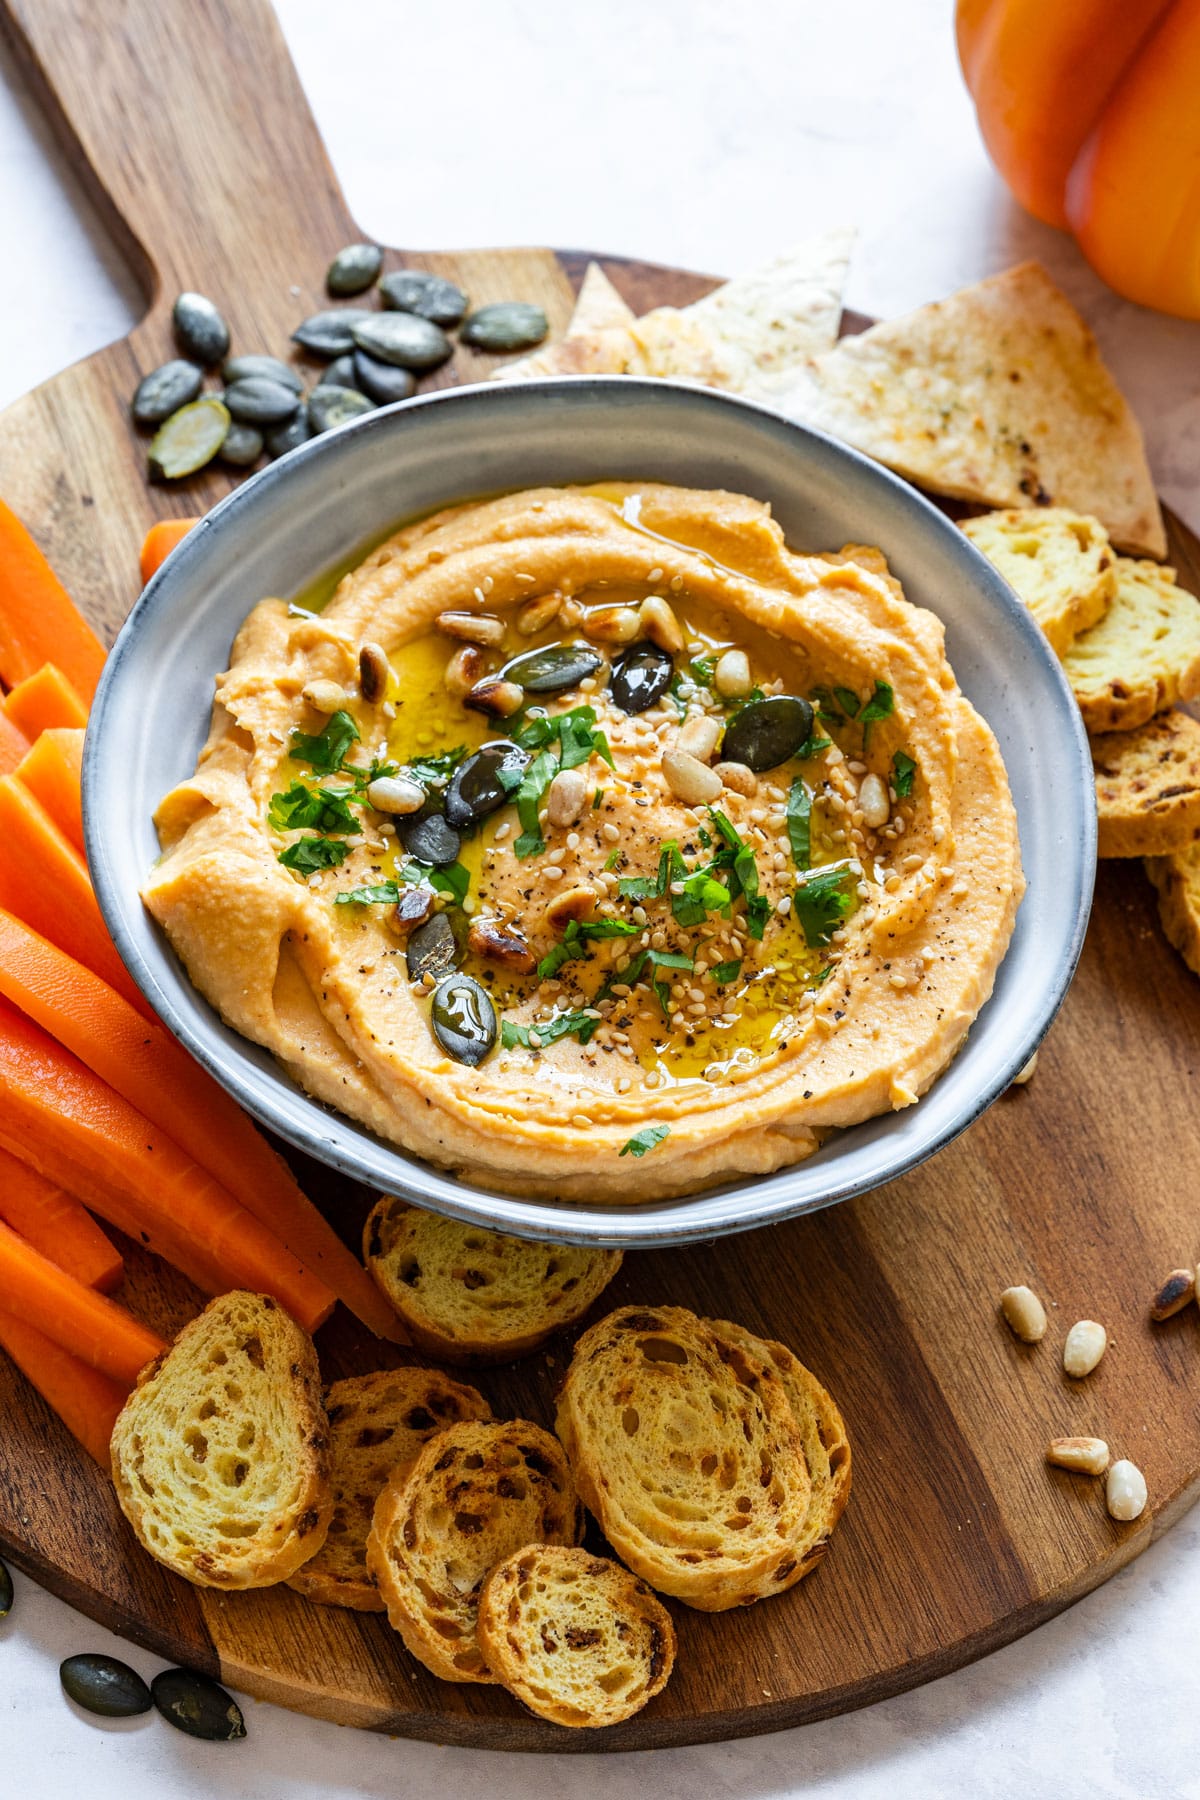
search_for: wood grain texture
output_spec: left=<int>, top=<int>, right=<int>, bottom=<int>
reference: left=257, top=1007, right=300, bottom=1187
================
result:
left=0, top=0, right=1198, bottom=1753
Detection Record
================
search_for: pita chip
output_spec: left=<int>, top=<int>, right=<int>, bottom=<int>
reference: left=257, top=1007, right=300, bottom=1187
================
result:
left=779, top=262, right=1164, bottom=557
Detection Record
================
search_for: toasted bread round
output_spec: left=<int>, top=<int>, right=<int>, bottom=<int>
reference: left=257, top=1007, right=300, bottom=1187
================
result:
left=961, top=507, right=1115, bottom=655
left=362, top=1197, right=622, bottom=1363
left=554, top=1306, right=811, bottom=1612
left=477, top=1546, right=676, bottom=1727
left=708, top=1321, right=851, bottom=1588
left=366, top=1419, right=582, bottom=1682
left=286, top=1367, right=492, bottom=1611
left=110, top=1291, right=332, bottom=1589
left=1062, top=559, right=1200, bottom=733
left=1146, top=841, right=1200, bottom=976
left=1091, top=711, right=1200, bottom=858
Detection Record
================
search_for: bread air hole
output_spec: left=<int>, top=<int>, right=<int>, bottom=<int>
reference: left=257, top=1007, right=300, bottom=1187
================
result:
left=184, top=1428, right=208, bottom=1463
left=622, top=1407, right=640, bottom=1437
left=638, top=1337, right=688, bottom=1365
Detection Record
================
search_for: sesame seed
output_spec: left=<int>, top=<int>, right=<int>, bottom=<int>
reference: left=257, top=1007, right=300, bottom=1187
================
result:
left=566, top=832, right=580, bottom=851
left=777, top=896, right=792, bottom=916
left=529, top=1031, right=543, bottom=1048
left=544, top=866, right=563, bottom=881
left=602, top=822, right=620, bottom=843
left=932, top=823, right=945, bottom=845
left=848, top=760, right=866, bottom=775
left=473, top=586, right=485, bottom=605
left=889, top=973, right=908, bottom=990
left=548, top=847, right=567, bottom=865
left=572, top=1113, right=591, bottom=1129
left=632, top=905, right=648, bottom=926
left=884, top=874, right=902, bottom=893
left=670, top=575, right=683, bottom=592
left=902, top=853, right=924, bottom=871
left=647, top=566, right=664, bottom=582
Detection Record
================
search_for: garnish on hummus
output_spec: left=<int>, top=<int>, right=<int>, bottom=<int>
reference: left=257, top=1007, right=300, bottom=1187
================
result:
left=144, top=483, right=1024, bottom=1203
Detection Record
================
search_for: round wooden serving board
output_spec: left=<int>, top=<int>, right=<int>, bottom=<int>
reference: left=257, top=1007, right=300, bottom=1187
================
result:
left=1, top=0, right=1198, bottom=1754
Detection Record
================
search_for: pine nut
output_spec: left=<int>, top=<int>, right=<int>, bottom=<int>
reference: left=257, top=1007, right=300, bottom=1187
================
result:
left=436, top=609, right=505, bottom=645
left=858, top=772, right=890, bottom=829
left=465, top=677, right=523, bottom=718
left=714, top=760, right=758, bottom=797
left=1063, top=1319, right=1107, bottom=1378
left=639, top=595, right=684, bottom=653
left=585, top=605, right=641, bottom=644
left=662, top=748, right=723, bottom=806
left=1000, top=1285, right=1047, bottom=1343
left=358, top=641, right=391, bottom=704
left=1047, top=1436, right=1110, bottom=1476
left=444, top=644, right=488, bottom=697
left=366, top=774, right=425, bottom=814
left=677, top=714, right=722, bottom=763
left=1105, top=1459, right=1147, bottom=1522
left=1149, top=1268, right=1196, bottom=1320
left=545, top=884, right=597, bottom=929
left=301, top=678, right=349, bottom=714
left=1011, top=1050, right=1039, bottom=1085
left=516, top=592, right=562, bottom=635
left=713, top=648, right=752, bottom=698
left=546, top=766, right=588, bottom=828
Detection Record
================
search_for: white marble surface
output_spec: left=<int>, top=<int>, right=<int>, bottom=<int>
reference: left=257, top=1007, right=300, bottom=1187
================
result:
left=1, top=2, right=1199, bottom=1795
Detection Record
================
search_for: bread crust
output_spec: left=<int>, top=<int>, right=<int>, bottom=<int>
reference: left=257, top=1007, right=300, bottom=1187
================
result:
left=1146, top=841, right=1200, bottom=976
left=478, top=1546, right=676, bottom=1727
left=110, top=1291, right=332, bottom=1589
left=1091, top=711, right=1200, bottom=858
left=366, top=1419, right=582, bottom=1682
left=286, top=1367, right=491, bottom=1611
left=363, top=1198, right=622, bottom=1363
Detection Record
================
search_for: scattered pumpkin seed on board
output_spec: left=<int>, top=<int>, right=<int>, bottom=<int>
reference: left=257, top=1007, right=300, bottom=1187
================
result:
left=171, top=292, right=230, bottom=366
left=326, top=243, right=383, bottom=297
left=460, top=300, right=548, bottom=352
left=221, top=353, right=303, bottom=393
left=353, top=349, right=416, bottom=404
left=308, top=385, right=375, bottom=433
left=351, top=312, right=452, bottom=371
left=222, top=376, right=302, bottom=426
left=291, top=308, right=372, bottom=358
left=218, top=421, right=265, bottom=467
left=315, top=353, right=360, bottom=390
left=151, top=1667, right=247, bottom=1741
left=131, top=359, right=203, bottom=425
left=265, top=410, right=314, bottom=459
left=148, top=397, right=230, bottom=480
left=60, top=1654, right=153, bottom=1718
left=380, top=269, right=468, bottom=326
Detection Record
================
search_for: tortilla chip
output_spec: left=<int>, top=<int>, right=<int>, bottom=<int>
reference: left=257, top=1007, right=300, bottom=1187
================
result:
left=778, top=262, right=1164, bottom=557
left=569, top=262, right=636, bottom=335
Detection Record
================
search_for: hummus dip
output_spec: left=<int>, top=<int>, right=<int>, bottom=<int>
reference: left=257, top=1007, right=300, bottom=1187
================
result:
left=144, top=484, right=1024, bottom=1203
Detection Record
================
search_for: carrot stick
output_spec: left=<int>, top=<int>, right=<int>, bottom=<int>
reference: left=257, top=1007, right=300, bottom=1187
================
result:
left=0, top=499, right=106, bottom=701
left=0, top=995, right=335, bottom=1331
left=0, top=774, right=151, bottom=1019
left=140, top=518, right=196, bottom=585
left=0, top=1215, right=164, bottom=1384
left=0, top=710, right=28, bottom=777
left=0, top=1142, right=122, bottom=1292
left=0, top=1307, right=129, bottom=1465
left=15, top=727, right=85, bottom=855
left=3, top=662, right=88, bottom=737
left=0, top=907, right=402, bottom=1340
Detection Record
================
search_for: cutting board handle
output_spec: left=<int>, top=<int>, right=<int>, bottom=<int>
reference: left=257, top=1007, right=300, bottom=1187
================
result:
left=0, top=0, right=358, bottom=309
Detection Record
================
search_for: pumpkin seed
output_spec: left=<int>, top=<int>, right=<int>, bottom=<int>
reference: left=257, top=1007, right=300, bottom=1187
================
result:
left=430, top=973, right=496, bottom=1066
left=172, top=292, right=230, bottom=367
left=218, top=422, right=264, bottom=467
left=292, top=308, right=373, bottom=358
left=406, top=911, right=458, bottom=982
left=444, top=741, right=530, bottom=828
left=0, top=1555, right=10, bottom=1617
left=151, top=1667, right=246, bottom=1741
left=380, top=269, right=468, bottom=327
left=265, top=411, right=314, bottom=459
left=608, top=640, right=674, bottom=715
left=391, top=885, right=436, bottom=934
left=222, top=377, right=302, bottom=426
left=148, top=397, right=231, bottom=481
left=721, top=695, right=815, bottom=772
left=221, top=354, right=303, bottom=393
left=351, top=313, right=452, bottom=372
left=315, top=354, right=360, bottom=390
left=131, top=359, right=203, bottom=425
left=326, top=242, right=383, bottom=297
left=353, top=350, right=416, bottom=405
left=460, top=302, right=548, bottom=352
left=60, top=1653, right=152, bottom=1718
left=399, top=808, right=462, bottom=867
left=502, top=641, right=604, bottom=695
left=308, top=385, right=375, bottom=434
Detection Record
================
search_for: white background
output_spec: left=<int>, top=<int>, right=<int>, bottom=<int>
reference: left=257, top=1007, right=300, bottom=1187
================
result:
left=2, top=2, right=1200, bottom=1796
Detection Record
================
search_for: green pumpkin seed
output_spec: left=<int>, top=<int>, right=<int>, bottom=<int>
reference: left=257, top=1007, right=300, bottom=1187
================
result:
left=399, top=810, right=461, bottom=866
left=0, top=1555, right=11, bottom=1617
left=221, top=354, right=303, bottom=393
left=308, top=385, right=375, bottom=434
left=460, top=302, right=548, bottom=353
left=353, top=350, right=416, bottom=405
left=292, top=308, right=372, bottom=358
left=380, top=270, right=468, bottom=327
left=406, top=912, right=458, bottom=983
left=721, top=695, right=815, bottom=773
left=151, top=1667, right=246, bottom=1741
left=61, top=1654, right=152, bottom=1718
left=265, top=411, right=314, bottom=459
left=131, top=359, right=203, bottom=426
left=431, top=973, right=496, bottom=1066
left=609, top=641, right=674, bottom=715
left=171, top=292, right=230, bottom=367
left=351, top=313, right=452, bottom=372
left=326, top=243, right=383, bottom=297
left=503, top=640, right=604, bottom=694
left=222, top=377, right=301, bottom=426
left=315, top=354, right=360, bottom=390
left=148, top=398, right=230, bottom=481
left=218, top=422, right=264, bottom=467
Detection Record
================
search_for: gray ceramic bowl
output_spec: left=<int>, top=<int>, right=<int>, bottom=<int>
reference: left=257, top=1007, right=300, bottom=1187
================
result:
left=85, top=378, right=1094, bottom=1246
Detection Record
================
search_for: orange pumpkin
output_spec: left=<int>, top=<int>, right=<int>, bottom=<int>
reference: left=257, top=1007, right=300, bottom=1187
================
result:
left=957, top=0, right=1200, bottom=318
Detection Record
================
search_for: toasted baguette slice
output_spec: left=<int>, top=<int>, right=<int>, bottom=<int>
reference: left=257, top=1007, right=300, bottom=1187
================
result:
left=1146, top=841, right=1200, bottom=976
left=110, top=1291, right=331, bottom=1589
left=286, top=1367, right=492, bottom=1611
left=478, top=1546, right=676, bottom=1727
left=961, top=507, right=1115, bottom=655
left=363, top=1197, right=622, bottom=1363
left=366, top=1419, right=582, bottom=1682
left=555, top=1306, right=810, bottom=1612
left=1092, top=711, right=1200, bottom=858
left=1062, top=559, right=1200, bottom=733
left=708, top=1321, right=851, bottom=1588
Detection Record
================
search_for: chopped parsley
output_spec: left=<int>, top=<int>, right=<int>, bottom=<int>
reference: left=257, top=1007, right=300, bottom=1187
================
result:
left=288, top=709, right=360, bottom=772
left=599, top=945, right=694, bottom=1015
left=535, top=915, right=640, bottom=981
left=892, top=749, right=917, bottom=797
left=859, top=681, right=896, bottom=749
left=689, top=654, right=716, bottom=689
left=277, top=836, right=350, bottom=874
left=603, top=847, right=622, bottom=872
left=708, top=808, right=770, bottom=939
left=501, top=1010, right=599, bottom=1050
left=620, top=1123, right=671, bottom=1158
left=268, top=780, right=360, bottom=836
left=508, top=706, right=614, bottom=858
left=793, top=865, right=857, bottom=948
left=333, top=859, right=469, bottom=907
left=810, top=681, right=894, bottom=749
left=592, top=786, right=606, bottom=810
left=795, top=729, right=832, bottom=761
left=710, top=959, right=742, bottom=985
left=406, top=746, right=466, bottom=786
left=785, top=778, right=812, bottom=871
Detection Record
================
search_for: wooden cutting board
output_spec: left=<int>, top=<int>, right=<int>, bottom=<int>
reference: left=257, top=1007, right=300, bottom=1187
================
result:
left=1, top=0, right=1198, bottom=1755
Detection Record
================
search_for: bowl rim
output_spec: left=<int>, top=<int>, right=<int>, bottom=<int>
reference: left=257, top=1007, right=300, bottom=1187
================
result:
left=85, top=375, right=1095, bottom=1246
